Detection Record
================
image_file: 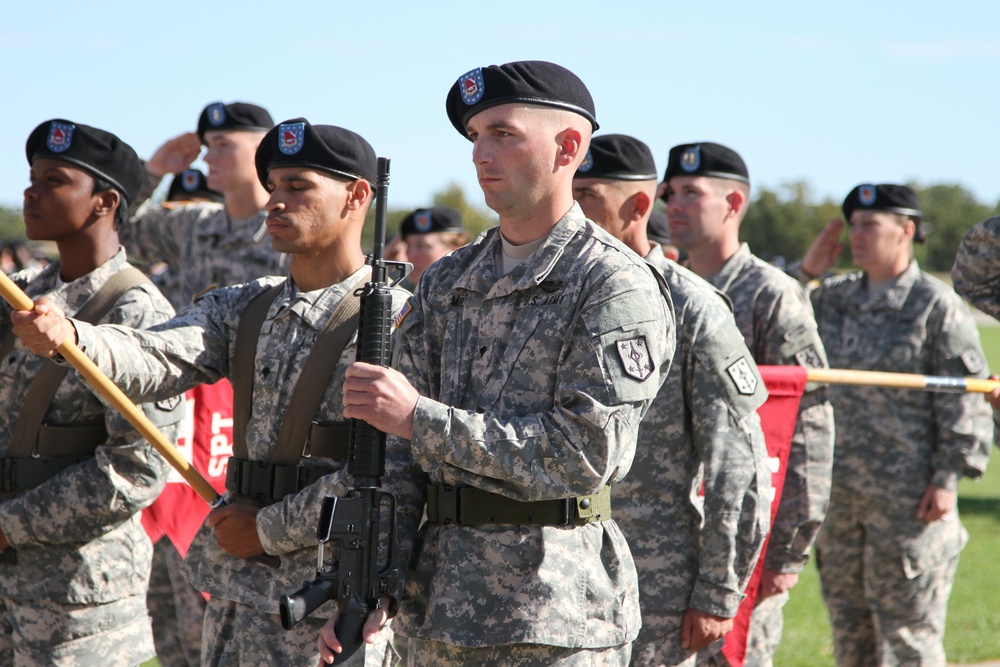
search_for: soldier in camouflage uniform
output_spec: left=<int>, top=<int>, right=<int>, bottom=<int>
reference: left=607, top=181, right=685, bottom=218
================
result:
left=658, top=142, right=835, bottom=667
left=124, top=101, right=288, bottom=309
left=801, top=184, right=992, bottom=666
left=128, top=103, right=289, bottom=666
left=952, top=215, right=1000, bottom=429
left=573, top=134, right=771, bottom=667
left=13, top=119, right=420, bottom=667
left=328, top=61, right=675, bottom=666
left=0, top=120, right=181, bottom=665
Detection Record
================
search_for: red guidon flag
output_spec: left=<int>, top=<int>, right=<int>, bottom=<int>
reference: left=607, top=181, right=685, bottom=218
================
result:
left=721, top=365, right=807, bottom=667
left=141, top=380, right=234, bottom=558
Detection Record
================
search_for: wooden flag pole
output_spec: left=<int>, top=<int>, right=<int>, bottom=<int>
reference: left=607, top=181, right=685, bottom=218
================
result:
left=806, top=367, right=1000, bottom=394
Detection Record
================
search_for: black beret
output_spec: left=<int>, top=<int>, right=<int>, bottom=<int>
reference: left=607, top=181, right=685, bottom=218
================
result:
left=399, top=207, right=464, bottom=238
left=575, top=134, right=657, bottom=181
left=25, top=119, right=143, bottom=204
left=661, top=142, right=749, bottom=201
left=255, top=118, right=377, bottom=188
left=647, top=209, right=671, bottom=246
left=197, top=102, right=274, bottom=143
left=842, top=183, right=922, bottom=221
left=166, top=169, right=223, bottom=203
left=446, top=60, right=598, bottom=139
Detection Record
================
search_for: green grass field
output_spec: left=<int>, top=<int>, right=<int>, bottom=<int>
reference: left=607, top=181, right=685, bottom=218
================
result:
left=776, top=325, right=1000, bottom=666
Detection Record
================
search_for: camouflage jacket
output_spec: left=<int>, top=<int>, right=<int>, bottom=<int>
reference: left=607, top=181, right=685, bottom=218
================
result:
left=0, top=249, right=179, bottom=603
left=123, top=173, right=288, bottom=308
left=952, top=215, right=1000, bottom=321
left=69, top=266, right=420, bottom=614
left=704, top=243, right=835, bottom=574
left=616, top=244, right=770, bottom=619
left=811, top=260, right=993, bottom=498
left=392, top=204, right=675, bottom=648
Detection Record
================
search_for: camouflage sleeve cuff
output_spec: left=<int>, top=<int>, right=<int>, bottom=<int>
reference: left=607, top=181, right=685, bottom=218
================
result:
left=408, top=395, right=452, bottom=467
left=689, top=581, right=745, bottom=619
left=762, top=549, right=808, bottom=574
left=255, top=504, right=292, bottom=555
left=931, top=468, right=962, bottom=492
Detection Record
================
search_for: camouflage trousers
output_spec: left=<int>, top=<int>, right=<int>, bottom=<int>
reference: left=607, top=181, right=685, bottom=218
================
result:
left=741, top=590, right=789, bottom=667
left=393, top=634, right=632, bottom=666
left=816, top=491, right=965, bottom=667
left=0, top=593, right=154, bottom=666
left=630, top=610, right=699, bottom=667
left=147, top=538, right=205, bottom=667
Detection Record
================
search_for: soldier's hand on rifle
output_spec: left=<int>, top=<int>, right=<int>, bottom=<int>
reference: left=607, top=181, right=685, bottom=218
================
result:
left=11, top=297, right=76, bottom=357
left=145, top=132, right=202, bottom=179
left=343, top=362, right=419, bottom=439
left=205, top=503, right=265, bottom=559
left=681, top=607, right=733, bottom=651
left=317, top=601, right=389, bottom=666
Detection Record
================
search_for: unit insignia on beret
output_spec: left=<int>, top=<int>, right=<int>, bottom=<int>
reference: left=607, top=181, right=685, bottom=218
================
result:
left=460, top=68, right=485, bottom=106
left=207, top=103, right=226, bottom=127
left=47, top=122, right=74, bottom=153
left=680, top=146, right=701, bottom=173
left=279, top=122, right=305, bottom=155
left=579, top=149, right=594, bottom=173
left=859, top=184, right=876, bottom=206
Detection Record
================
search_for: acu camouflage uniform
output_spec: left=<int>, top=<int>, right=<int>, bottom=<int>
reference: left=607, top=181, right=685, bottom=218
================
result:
left=123, top=173, right=288, bottom=308
left=621, top=245, right=771, bottom=667
left=65, top=266, right=420, bottom=667
left=390, top=204, right=675, bottom=666
left=0, top=250, right=180, bottom=666
left=811, top=260, right=992, bottom=667
left=700, top=243, right=835, bottom=667
left=952, top=215, right=1000, bottom=442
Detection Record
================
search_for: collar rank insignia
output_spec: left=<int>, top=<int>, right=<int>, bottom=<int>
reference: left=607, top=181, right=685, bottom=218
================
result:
left=278, top=122, right=305, bottom=155
left=459, top=68, right=485, bottom=106
left=47, top=121, right=74, bottom=153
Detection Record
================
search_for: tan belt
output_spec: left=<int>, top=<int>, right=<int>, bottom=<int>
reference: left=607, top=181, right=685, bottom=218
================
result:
left=426, top=484, right=612, bottom=526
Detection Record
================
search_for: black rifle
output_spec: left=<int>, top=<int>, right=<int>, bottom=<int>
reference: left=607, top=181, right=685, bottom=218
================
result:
left=279, top=158, right=406, bottom=663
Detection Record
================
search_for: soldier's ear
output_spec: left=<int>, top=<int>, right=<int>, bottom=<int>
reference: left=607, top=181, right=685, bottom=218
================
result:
left=346, top=179, right=372, bottom=211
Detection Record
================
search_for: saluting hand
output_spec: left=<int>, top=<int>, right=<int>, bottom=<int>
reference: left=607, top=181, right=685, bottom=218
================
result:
left=11, top=297, right=76, bottom=358
left=801, top=219, right=845, bottom=278
left=145, top=131, right=202, bottom=179
left=342, top=362, right=419, bottom=440
left=205, top=503, right=265, bottom=559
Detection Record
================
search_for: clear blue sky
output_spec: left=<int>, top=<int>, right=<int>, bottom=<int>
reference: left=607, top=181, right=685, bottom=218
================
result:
left=2, top=1, right=999, bottom=213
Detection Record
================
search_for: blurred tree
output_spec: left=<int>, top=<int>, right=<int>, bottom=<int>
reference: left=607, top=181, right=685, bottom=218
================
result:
left=910, top=182, right=996, bottom=273
left=0, top=206, right=25, bottom=241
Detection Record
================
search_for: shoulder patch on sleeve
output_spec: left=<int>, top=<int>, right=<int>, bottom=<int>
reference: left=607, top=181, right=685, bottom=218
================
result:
left=794, top=345, right=824, bottom=369
left=156, top=395, right=182, bottom=412
left=961, top=349, right=986, bottom=374
left=616, top=335, right=654, bottom=381
left=394, top=299, right=413, bottom=329
left=726, top=357, right=759, bottom=395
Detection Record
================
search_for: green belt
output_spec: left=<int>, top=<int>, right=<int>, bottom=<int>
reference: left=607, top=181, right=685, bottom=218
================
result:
left=225, top=457, right=331, bottom=507
left=1, top=455, right=94, bottom=498
left=425, top=484, right=612, bottom=526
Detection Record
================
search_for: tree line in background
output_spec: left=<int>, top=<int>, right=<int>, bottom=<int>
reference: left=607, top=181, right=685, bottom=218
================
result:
left=3, top=181, right=997, bottom=275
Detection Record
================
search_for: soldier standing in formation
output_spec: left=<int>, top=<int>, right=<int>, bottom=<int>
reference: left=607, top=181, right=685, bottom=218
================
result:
left=0, top=119, right=181, bottom=664
left=572, top=133, right=771, bottom=667
left=324, top=60, right=675, bottom=665
left=798, top=184, right=992, bottom=666
left=12, top=119, right=418, bottom=666
left=658, top=141, right=836, bottom=666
